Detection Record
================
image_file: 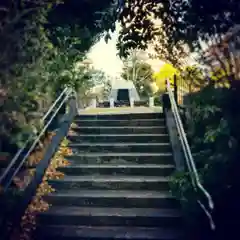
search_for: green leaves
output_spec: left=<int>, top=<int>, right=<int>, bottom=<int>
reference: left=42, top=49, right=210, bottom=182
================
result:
left=169, top=82, right=240, bottom=235
left=0, top=0, right=116, bottom=153
left=46, top=0, right=117, bottom=52
left=204, top=118, right=230, bottom=143
left=121, top=51, right=154, bottom=98
left=117, top=0, right=240, bottom=59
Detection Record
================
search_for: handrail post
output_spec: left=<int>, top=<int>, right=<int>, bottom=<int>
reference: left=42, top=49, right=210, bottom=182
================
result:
left=173, top=74, right=178, bottom=104
left=130, top=97, right=134, bottom=108
left=92, top=98, right=97, bottom=108
left=149, top=96, right=154, bottom=107
left=110, top=98, right=114, bottom=108
left=163, top=79, right=171, bottom=114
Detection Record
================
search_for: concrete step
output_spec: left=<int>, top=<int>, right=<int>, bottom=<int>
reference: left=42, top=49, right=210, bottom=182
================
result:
left=49, top=175, right=170, bottom=191
left=35, top=225, right=182, bottom=240
left=65, top=152, right=174, bottom=165
left=71, top=126, right=167, bottom=134
left=75, top=113, right=164, bottom=121
left=37, top=206, right=181, bottom=227
left=34, top=110, right=182, bottom=240
left=57, top=164, right=175, bottom=176
left=44, top=190, right=179, bottom=208
left=67, top=134, right=169, bottom=143
left=69, top=143, right=171, bottom=154
left=73, top=119, right=165, bottom=127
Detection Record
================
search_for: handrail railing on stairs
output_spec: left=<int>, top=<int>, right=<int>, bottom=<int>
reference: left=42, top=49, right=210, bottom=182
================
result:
left=0, top=87, right=74, bottom=190
left=0, top=87, right=78, bottom=239
left=165, top=78, right=215, bottom=230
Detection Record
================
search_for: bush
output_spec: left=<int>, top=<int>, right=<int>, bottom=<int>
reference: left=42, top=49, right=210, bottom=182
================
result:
left=170, top=85, right=240, bottom=239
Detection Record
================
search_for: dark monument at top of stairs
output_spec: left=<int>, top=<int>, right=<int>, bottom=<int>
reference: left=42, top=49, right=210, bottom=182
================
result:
left=117, top=89, right=130, bottom=102
left=108, top=79, right=140, bottom=107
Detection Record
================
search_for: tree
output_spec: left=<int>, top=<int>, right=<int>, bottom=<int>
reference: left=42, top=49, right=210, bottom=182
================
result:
left=153, top=63, right=179, bottom=93
left=180, top=66, right=207, bottom=93
left=0, top=0, right=61, bottom=151
left=117, top=0, right=240, bottom=57
left=117, top=0, right=161, bottom=57
left=100, top=76, right=112, bottom=100
left=116, top=1, right=240, bottom=238
left=46, top=0, right=118, bottom=52
left=0, top=0, right=118, bottom=153
left=121, top=52, right=154, bottom=98
left=149, top=24, right=189, bottom=69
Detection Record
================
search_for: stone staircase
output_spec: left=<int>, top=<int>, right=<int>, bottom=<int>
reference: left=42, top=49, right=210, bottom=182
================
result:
left=35, top=112, right=183, bottom=239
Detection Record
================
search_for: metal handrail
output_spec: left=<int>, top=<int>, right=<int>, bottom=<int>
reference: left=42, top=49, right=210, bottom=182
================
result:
left=0, top=88, right=70, bottom=184
left=166, top=79, right=215, bottom=230
left=42, top=87, right=70, bottom=122
left=0, top=88, right=75, bottom=190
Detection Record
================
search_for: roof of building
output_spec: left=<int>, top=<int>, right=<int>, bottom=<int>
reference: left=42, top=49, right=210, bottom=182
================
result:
left=111, top=78, right=136, bottom=89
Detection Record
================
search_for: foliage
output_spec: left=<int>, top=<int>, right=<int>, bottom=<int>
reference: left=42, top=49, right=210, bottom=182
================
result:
left=152, top=63, right=179, bottom=93
left=117, top=1, right=240, bottom=237
left=117, top=0, right=161, bottom=57
left=46, top=0, right=118, bottom=52
left=150, top=24, right=189, bottom=68
left=170, top=0, right=240, bottom=49
left=0, top=1, right=116, bottom=239
left=0, top=0, right=60, bottom=152
left=121, top=51, right=154, bottom=98
left=88, top=69, right=110, bottom=88
left=46, top=45, right=95, bottom=97
left=201, top=29, right=240, bottom=88
left=179, top=66, right=208, bottom=93
left=170, top=83, right=240, bottom=238
left=100, top=77, right=112, bottom=100
left=72, top=69, right=112, bottom=107
left=117, top=0, right=240, bottom=57
left=0, top=0, right=117, bottom=155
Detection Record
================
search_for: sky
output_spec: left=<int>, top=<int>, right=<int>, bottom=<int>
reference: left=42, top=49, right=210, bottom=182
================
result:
left=87, top=23, right=165, bottom=84
left=87, top=24, right=123, bottom=78
left=87, top=18, right=203, bottom=82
